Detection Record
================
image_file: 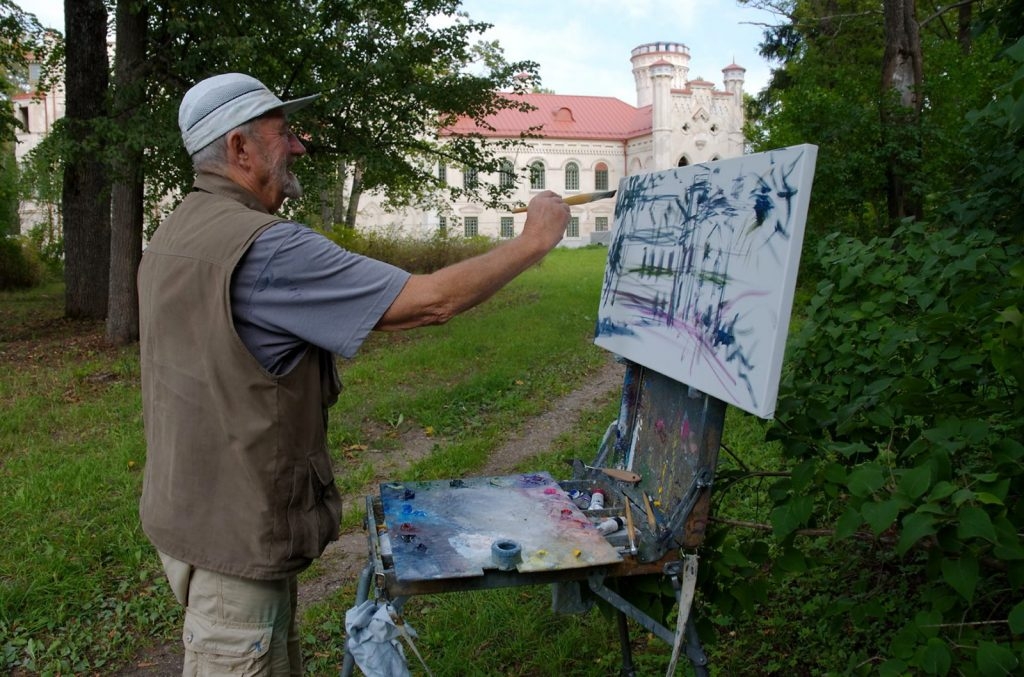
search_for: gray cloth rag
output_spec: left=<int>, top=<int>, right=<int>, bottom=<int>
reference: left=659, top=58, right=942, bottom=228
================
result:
left=344, top=600, right=413, bottom=677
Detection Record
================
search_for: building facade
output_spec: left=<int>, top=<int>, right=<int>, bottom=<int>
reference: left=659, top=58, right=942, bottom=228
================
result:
left=12, top=45, right=65, bottom=234
left=358, top=42, right=746, bottom=245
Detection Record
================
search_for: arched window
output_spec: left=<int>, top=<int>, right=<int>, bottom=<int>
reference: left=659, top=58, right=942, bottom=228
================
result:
left=499, top=159, right=515, bottom=189
left=564, top=162, right=580, bottom=191
left=463, top=165, right=478, bottom=189
left=594, top=163, right=609, bottom=191
left=677, top=156, right=690, bottom=167
left=529, top=161, right=546, bottom=190
left=438, top=162, right=447, bottom=184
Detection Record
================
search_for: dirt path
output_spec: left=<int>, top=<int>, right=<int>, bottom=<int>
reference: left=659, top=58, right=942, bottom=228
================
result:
left=118, top=356, right=624, bottom=675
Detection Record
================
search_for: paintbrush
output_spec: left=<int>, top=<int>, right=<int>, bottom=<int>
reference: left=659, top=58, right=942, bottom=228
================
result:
left=510, top=189, right=616, bottom=213
left=567, top=459, right=641, bottom=484
left=642, top=491, right=657, bottom=530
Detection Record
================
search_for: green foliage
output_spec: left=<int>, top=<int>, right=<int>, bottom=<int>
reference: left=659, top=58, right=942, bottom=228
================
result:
left=0, top=235, right=43, bottom=289
left=0, top=141, right=18, bottom=234
left=744, top=0, right=1016, bottom=243
left=944, top=36, right=1024, bottom=237
left=740, top=222, right=1024, bottom=672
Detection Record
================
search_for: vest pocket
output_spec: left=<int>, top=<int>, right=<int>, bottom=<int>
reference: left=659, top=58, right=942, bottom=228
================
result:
left=288, top=451, right=342, bottom=560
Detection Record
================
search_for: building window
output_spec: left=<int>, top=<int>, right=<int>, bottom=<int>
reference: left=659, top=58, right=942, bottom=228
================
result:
left=438, top=216, right=447, bottom=234
left=529, top=161, right=545, bottom=190
left=594, top=163, right=609, bottom=191
left=678, top=156, right=690, bottom=167
left=564, top=162, right=579, bottom=191
left=499, top=160, right=515, bottom=189
left=438, top=162, right=447, bottom=184
left=463, top=166, right=478, bottom=189
left=500, top=216, right=514, bottom=238
left=464, top=216, right=478, bottom=237
left=567, top=217, right=579, bottom=238
left=595, top=216, right=609, bottom=232
left=18, top=106, right=29, bottom=132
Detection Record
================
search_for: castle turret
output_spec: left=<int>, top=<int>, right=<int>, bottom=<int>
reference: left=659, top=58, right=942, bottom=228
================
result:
left=722, top=62, right=746, bottom=97
left=631, top=42, right=690, bottom=107
left=650, top=59, right=674, bottom=170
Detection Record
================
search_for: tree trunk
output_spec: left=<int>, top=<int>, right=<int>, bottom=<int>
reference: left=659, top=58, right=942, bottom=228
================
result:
left=332, top=160, right=348, bottom=225
left=881, top=0, right=924, bottom=223
left=957, top=2, right=972, bottom=54
left=106, top=0, right=148, bottom=346
left=344, top=163, right=364, bottom=229
left=62, top=0, right=110, bottom=319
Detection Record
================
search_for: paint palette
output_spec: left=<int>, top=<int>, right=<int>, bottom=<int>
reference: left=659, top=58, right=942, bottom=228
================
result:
left=380, top=472, right=623, bottom=581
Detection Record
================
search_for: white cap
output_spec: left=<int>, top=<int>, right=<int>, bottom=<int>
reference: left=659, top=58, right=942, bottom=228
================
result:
left=178, top=73, right=319, bottom=155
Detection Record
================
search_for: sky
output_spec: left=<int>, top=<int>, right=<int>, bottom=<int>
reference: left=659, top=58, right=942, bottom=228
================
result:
left=27, top=0, right=779, bottom=104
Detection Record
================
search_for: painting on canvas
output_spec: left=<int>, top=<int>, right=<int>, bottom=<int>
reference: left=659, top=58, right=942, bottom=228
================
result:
left=594, top=144, right=818, bottom=419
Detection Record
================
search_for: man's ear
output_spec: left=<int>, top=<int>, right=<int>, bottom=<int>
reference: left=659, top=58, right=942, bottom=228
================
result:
left=226, top=129, right=249, bottom=167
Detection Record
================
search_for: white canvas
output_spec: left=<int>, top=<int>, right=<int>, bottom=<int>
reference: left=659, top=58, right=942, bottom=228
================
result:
left=594, top=144, right=818, bottom=418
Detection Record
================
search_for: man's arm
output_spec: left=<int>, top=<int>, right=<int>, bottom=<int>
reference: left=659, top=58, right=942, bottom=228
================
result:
left=375, top=191, right=570, bottom=331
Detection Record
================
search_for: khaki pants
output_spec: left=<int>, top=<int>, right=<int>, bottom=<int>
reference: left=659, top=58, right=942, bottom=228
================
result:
left=159, top=552, right=302, bottom=677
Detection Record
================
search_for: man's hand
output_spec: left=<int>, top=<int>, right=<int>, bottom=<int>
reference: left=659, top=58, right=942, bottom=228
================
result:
left=522, top=191, right=571, bottom=251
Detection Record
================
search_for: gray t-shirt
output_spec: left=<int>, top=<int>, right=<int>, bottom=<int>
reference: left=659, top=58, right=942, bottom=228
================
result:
left=231, top=222, right=410, bottom=374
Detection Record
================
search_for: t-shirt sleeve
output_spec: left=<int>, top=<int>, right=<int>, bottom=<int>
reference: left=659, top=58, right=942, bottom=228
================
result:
left=231, top=222, right=411, bottom=373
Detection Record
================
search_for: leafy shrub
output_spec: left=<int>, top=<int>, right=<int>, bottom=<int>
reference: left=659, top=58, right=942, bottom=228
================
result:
left=760, top=222, right=1023, bottom=673
left=0, top=236, right=44, bottom=290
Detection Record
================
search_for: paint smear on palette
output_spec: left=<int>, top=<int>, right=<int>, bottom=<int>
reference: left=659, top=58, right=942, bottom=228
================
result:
left=380, top=472, right=622, bottom=581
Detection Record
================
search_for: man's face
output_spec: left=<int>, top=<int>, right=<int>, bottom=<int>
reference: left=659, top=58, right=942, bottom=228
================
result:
left=248, top=111, right=306, bottom=211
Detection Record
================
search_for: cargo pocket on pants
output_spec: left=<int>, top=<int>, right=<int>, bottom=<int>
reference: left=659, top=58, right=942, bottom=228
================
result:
left=183, top=607, right=272, bottom=677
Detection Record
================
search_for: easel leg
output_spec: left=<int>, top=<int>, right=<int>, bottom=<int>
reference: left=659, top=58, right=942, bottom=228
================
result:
left=616, top=610, right=637, bottom=677
left=686, top=619, right=710, bottom=677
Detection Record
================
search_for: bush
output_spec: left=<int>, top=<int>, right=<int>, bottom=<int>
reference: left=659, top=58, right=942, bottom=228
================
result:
left=322, top=226, right=497, bottom=273
left=0, top=236, right=45, bottom=290
left=761, top=222, right=1023, bottom=673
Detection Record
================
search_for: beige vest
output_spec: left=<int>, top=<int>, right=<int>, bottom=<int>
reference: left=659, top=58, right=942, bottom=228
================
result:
left=138, top=173, right=342, bottom=580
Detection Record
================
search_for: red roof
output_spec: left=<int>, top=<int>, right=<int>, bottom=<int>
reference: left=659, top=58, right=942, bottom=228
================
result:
left=442, top=93, right=651, bottom=142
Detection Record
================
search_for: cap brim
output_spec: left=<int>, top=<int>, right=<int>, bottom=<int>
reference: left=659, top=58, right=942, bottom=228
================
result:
left=277, top=93, right=319, bottom=116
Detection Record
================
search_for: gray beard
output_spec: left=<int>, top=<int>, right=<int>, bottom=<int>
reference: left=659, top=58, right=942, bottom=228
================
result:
left=283, top=172, right=303, bottom=200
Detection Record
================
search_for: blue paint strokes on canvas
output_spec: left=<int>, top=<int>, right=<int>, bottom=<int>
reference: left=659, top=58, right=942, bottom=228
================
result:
left=595, top=147, right=815, bottom=415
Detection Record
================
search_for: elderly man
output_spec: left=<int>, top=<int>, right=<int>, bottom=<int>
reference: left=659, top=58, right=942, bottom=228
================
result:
left=138, top=73, right=569, bottom=675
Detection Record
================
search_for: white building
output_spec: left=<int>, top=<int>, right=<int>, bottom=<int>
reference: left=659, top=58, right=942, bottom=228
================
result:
left=12, top=46, right=65, bottom=233
left=357, top=42, right=746, bottom=245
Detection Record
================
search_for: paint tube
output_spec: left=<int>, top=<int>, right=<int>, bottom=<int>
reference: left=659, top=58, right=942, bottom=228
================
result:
left=589, top=490, right=605, bottom=510
left=596, top=516, right=624, bottom=535
left=568, top=489, right=592, bottom=509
